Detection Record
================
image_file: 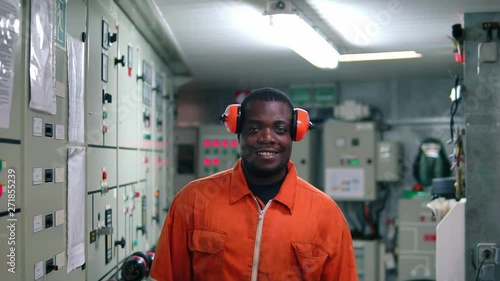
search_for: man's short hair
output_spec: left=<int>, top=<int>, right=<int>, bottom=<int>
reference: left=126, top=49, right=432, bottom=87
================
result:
left=240, top=87, right=294, bottom=126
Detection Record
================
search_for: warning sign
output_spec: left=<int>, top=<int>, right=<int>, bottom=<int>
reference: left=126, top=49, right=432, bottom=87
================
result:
left=55, top=0, right=66, bottom=50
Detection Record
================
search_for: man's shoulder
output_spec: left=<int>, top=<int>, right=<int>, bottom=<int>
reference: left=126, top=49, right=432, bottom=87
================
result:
left=296, top=177, right=330, bottom=199
left=177, top=169, right=233, bottom=196
left=295, top=177, right=343, bottom=210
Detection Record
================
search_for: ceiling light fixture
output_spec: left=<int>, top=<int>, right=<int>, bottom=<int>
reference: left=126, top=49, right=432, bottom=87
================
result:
left=265, top=1, right=340, bottom=69
left=339, top=51, right=423, bottom=62
left=264, top=1, right=422, bottom=69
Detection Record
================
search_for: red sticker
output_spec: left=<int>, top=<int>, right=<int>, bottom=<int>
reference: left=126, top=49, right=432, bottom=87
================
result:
left=423, top=234, right=436, bottom=242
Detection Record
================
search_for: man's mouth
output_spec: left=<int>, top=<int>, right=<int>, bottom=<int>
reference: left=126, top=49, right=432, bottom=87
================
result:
left=256, top=151, right=278, bottom=156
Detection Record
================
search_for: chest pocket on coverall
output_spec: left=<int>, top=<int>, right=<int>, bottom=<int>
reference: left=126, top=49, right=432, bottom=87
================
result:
left=292, top=241, right=329, bottom=281
left=188, top=229, right=226, bottom=279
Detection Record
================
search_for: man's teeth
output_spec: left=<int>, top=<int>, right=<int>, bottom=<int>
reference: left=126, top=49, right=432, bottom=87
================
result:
left=258, top=152, right=277, bottom=156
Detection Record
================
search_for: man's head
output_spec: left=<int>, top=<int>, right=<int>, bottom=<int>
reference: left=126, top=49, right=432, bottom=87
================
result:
left=238, top=87, right=294, bottom=183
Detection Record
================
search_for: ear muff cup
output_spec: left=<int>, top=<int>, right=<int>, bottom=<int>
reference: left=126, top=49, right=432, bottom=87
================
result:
left=121, top=251, right=152, bottom=281
left=132, top=251, right=152, bottom=267
left=220, top=104, right=241, bottom=134
left=293, top=108, right=312, bottom=142
left=220, top=104, right=313, bottom=141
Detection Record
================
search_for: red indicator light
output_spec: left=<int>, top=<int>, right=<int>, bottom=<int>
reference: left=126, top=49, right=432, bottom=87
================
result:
left=212, top=158, right=220, bottom=166
left=222, top=140, right=229, bottom=147
left=204, top=140, right=211, bottom=147
left=231, top=140, right=238, bottom=148
left=213, top=140, right=220, bottom=147
left=203, top=158, right=211, bottom=166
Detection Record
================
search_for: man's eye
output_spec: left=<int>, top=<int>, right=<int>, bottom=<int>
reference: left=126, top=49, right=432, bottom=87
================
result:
left=248, top=127, right=258, bottom=132
left=275, top=127, right=286, bottom=133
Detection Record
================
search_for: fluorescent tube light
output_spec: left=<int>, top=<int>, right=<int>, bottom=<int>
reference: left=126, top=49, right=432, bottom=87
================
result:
left=339, top=51, right=422, bottom=62
left=268, top=14, right=340, bottom=69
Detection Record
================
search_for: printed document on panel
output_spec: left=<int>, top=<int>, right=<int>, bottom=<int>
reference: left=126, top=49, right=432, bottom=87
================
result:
left=0, top=0, right=21, bottom=128
left=67, top=147, right=86, bottom=272
left=28, top=0, right=56, bottom=115
left=325, top=168, right=365, bottom=198
left=67, top=35, right=85, bottom=143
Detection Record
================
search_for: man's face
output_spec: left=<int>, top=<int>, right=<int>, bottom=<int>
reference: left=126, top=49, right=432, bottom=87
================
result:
left=239, top=100, right=293, bottom=178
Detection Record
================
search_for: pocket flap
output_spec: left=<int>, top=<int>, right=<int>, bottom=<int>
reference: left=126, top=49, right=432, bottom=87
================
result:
left=292, top=242, right=329, bottom=280
left=292, top=242, right=329, bottom=258
left=189, top=229, right=226, bottom=254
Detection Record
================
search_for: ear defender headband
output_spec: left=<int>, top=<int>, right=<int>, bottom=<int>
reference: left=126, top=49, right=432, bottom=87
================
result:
left=219, top=104, right=314, bottom=141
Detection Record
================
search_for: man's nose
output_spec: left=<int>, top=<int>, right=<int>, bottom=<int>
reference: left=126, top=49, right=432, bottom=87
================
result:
left=258, top=128, right=276, bottom=143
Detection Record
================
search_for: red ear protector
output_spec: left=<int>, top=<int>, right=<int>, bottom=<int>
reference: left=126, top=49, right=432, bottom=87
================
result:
left=219, top=104, right=314, bottom=141
left=121, top=251, right=153, bottom=281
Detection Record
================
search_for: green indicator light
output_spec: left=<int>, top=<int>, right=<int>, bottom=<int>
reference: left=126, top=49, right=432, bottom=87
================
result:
left=222, top=149, right=227, bottom=155
left=213, top=167, right=219, bottom=173
left=144, top=133, right=151, bottom=140
left=213, top=149, right=219, bottom=155
left=205, top=148, right=210, bottom=154
left=204, top=167, right=210, bottom=173
left=352, top=159, right=359, bottom=166
left=103, top=111, right=108, bottom=119
left=157, top=136, right=163, bottom=142
left=134, top=240, right=138, bottom=246
left=232, top=150, right=238, bottom=155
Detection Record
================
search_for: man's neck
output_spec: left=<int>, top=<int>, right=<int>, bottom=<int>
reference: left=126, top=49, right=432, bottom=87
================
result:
left=242, top=166, right=287, bottom=186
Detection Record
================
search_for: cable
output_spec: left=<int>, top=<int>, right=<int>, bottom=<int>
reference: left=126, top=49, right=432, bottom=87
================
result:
left=450, top=75, right=461, bottom=142
left=475, top=254, right=489, bottom=281
left=475, top=256, right=486, bottom=281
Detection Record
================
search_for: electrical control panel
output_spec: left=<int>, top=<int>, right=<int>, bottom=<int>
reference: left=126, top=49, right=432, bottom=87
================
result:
left=376, top=141, right=402, bottom=182
left=87, top=0, right=119, bottom=147
left=86, top=147, right=117, bottom=281
left=353, top=240, right=384, bottom=281
left=0, top=1, right=175, bottom=280
left=197, top=125, right=240, bottom=178
left=323, top=121, right=377, bottom=201
left=397, top=197, right=437, bottom=280
left=174, top=127, right=198, bottom=194
left=116, top=7, right=140, bottom=149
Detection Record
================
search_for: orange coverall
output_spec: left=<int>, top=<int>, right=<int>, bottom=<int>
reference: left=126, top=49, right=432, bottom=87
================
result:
left=150, top=160, right=358, bottom=281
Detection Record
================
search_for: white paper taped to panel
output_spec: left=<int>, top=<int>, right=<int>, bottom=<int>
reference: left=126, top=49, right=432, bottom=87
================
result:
left=29, top=0, right=56, bottom=115
left=67, top=35, right=85, bottom=143
left=0, top=0, right=21, bottom=128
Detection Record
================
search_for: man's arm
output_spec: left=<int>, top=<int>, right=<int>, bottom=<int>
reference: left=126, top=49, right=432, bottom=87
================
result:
left=150, top=199, right=191, bottom=281
left=321, top=218, right=358, bottom=281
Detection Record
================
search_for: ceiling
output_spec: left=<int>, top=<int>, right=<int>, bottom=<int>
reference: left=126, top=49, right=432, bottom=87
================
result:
left=152, top=0, right=500, bottom=90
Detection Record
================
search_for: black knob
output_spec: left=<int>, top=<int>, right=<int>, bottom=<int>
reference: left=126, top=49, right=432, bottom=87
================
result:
left=143, top=112, right=150, bottom=122
left=136, top=74, right=144, bottom=81
left=152, top=215, right=160, bottom=224
left=136, top=225, right=146, bottom=235
left=102, top=90, right=112, bottom=104
left=157, top=118, right=163, bottom=127
left=152, top=85, right=161, bottom=92
left=81, top=32, right=87, bottom=42
left=163, top=207, right=169, bottom=213
left=114, top=237, right=126, bottom=248
left=109, top=32, right=117, bottom=43
left=114, top=55, right=125, bottom=67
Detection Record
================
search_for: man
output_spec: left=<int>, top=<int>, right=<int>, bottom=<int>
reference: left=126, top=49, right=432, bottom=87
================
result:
left=150, top=87, right=357, bottom=281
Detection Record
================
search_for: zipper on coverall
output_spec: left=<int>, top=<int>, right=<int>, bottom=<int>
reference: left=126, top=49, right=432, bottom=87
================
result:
left=251, top=198, right=272, bottom=281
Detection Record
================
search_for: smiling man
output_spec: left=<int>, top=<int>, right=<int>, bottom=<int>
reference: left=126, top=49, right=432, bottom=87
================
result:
left=150, top=87, right=358, bottom=281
